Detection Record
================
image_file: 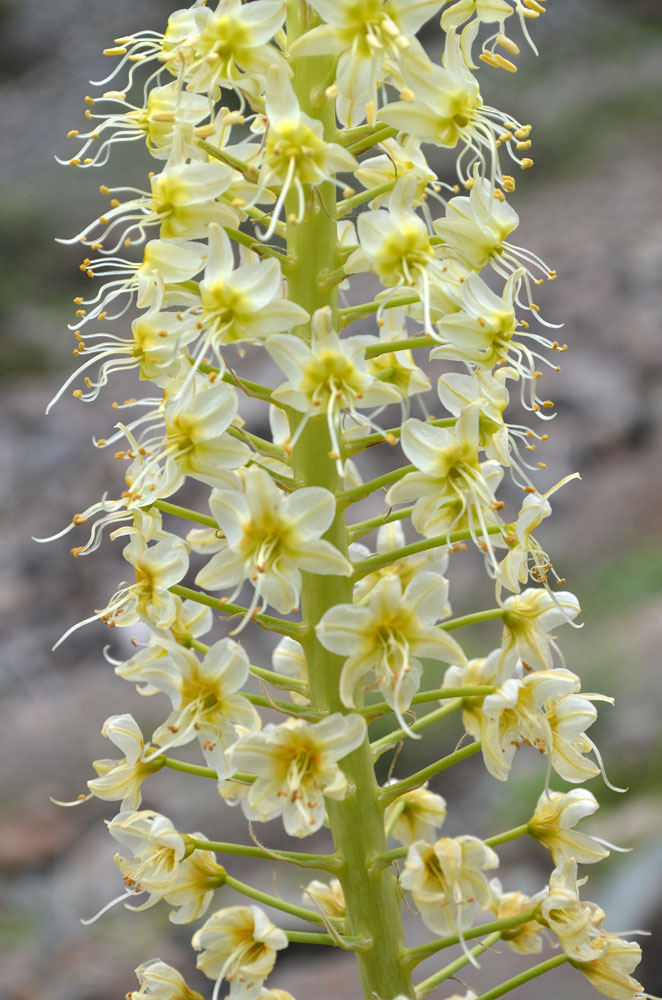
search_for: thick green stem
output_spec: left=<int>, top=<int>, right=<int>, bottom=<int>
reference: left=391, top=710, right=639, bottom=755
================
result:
left=285, top=5, right=413, bottom=996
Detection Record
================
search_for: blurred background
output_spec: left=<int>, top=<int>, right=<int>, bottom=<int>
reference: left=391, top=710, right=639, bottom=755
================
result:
left=0, top=1, right=661, bottom=998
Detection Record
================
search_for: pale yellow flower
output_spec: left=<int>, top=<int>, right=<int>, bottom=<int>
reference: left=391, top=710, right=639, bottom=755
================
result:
left=192, top=905, right=288, bottom=1000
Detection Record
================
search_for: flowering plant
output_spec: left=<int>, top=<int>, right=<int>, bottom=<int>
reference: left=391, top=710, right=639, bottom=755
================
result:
left=44, top=2, right=654, bottom=999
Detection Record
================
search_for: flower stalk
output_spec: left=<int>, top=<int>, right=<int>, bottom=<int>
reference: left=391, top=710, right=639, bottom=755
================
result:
left=48, top=2, right=650, bottom=999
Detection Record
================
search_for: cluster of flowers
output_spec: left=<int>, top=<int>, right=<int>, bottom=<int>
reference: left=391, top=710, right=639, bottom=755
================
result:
left=46, top=2, right=651, bottom=1000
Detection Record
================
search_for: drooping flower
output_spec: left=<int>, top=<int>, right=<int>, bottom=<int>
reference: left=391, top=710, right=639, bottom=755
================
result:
left=195, top=467, right=352, bottom=617
left=433, top=174, right=554, bottom=291
left=186, top=1, right=289, bottom=99
left=378, top=31, right=526, bottom=181
left=117, top=637, right=261, bottom=775
left=197, top=224, right=309, bottom=364
left=316, top=572, right=465, bottom=733
left=538, top=859, right=606, bottom=962
left=71, top=237, right=205, bottom=332
left=569, top=934, right=645, bottom=1000
left=344, top=175, right=449, bottom=335
left=257, top=65, right=358, bottom=237
left=292, top=0, right=441, bottom=126
left=266, top=306, right=403, bottom=467
left=384, top=783, right=448, bottom=845
left=302, top=878, right=346, bottom=920
left=528, top=788, right=610, bottom=865
left=93, top=530, right=190, bottom=635
left=498, top=588, right=581, bottom=674
left=227, top=714, right=367, bottom=837
left=87, top=714, right=163, bottom=810
left=401, top=835, right=499, bottom=940
left=386, top=401, right=504, bottom=559
left=60, top=81, right=210, bottom=169
left=108, top=809, right=226, bottom=923
left=487, top=877, right=546, bottom=954
left=192, top=905, right=288, bottom=1000
left=479, top=667, right=580, bottom=781
left=128, top=958, right=205, bottom=1000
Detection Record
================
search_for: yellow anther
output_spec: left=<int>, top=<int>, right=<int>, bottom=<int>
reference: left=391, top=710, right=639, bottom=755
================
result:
left=520, top=319, right=530, bottom=329
left=493, top=189, right=506, bottom=201
left=399, top=87, right=415, bottom=102
left=76, top=309, right=87, bottom=317
left=502, top=175, right=516, bottom=192
left=84, top=109, right=92, bottom=119
left=98, top=312, right=107, bottom=320
left=110, top=199, right=120, bottom=208
left=69, top=158, right=82, bottom=167
left=516, top=139, right=532, bottom=150
left=479, top=51, right=499, bottom=67
left=72, top=389, right=83, bottom=398
left=96, top=439, right=107, bottom=447
left=99, top=184, right=110, bottom=195
left=524, top=0, right=545, bottom=11
left=530, top=303, right=540, bottom=312
left=67, top=129, right=80, bottom=138
left=342, top=187, right=356, bottom=199
left=514, top=126, right=532, bottom=139
left=84, top=96, right=95, bottom=106
left=542, top=400, right=554, bottom=409
left=497, top=34, right=520, bottom=55
left=86, top=270, right=94, bottom=278
left=99, top=216, right=110, bottom=225
left=492, top=53, right=517, bottom=72
left=73, top=297, right=84, bottom=305
left=541, top=434, right=549, bottom=441
left=103, top=46, right=127, bottom=56
left=102, top=90, right=126, bottom=101
left=325, top=84, right=340, bottom=100
left=520, top=157, right=534, bottom=169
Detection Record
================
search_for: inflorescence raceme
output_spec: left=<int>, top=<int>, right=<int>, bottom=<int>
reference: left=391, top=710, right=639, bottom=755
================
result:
left=44, top=2, right=653, bottom=1000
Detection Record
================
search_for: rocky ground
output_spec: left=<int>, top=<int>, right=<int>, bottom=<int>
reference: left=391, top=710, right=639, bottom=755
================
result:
left=1, top=1, right=661, bottom=998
